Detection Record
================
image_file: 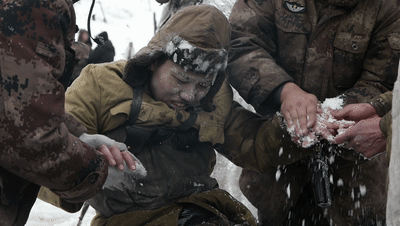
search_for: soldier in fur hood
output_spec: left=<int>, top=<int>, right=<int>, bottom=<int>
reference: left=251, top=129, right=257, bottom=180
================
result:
left=38, top=4, right=335, bottom=226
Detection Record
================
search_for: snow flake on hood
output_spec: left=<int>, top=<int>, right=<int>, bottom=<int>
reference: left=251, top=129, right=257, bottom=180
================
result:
left=164, top=36, right=228, bottom=84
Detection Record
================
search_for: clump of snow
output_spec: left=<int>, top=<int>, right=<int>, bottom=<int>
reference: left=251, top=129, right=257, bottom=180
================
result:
left=286, top=183, right=291, bottom=198
left=359, top=184, right=367, bottom=196
left=278, top=147, right=283, bottom=156
left=337, top=178, right=344, bottom=186
left=276, top=168, right=282, bottom=181
left=320, top=96, right=344, bottom=110
left=355, top=200, right=361, bottom=209
left=285, top=95, right=355, bottom=148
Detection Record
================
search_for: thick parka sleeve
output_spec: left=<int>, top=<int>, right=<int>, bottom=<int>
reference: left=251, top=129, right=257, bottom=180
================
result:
left=227, top=0, right=294, bottom=114
left=371, top=91, right=393, bottom=118
left=370, top=91, right=393, bottom=157
left=217, top=102, right=315, bottom=173
left=0, top=0, right=107, bottom=202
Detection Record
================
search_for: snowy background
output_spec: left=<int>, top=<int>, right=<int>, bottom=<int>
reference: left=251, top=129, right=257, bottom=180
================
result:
left=26, top=0, right=257, bottom=225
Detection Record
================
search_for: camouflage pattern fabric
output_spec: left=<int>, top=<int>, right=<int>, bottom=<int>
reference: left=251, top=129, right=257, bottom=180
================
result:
left=228, top=0, right=400, bottom=113
left=227, top=0, right=400, bottom=225
left=371, top=91, right=393, bottom=159
left=0, top=0, right=108, bottom=225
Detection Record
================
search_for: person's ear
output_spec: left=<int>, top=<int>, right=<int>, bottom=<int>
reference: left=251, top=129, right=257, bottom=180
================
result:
left=149, top=62, right=156, bottom=72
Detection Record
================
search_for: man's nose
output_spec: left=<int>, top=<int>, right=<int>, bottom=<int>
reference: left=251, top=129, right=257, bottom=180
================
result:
left=180, top=85, right=196, bottom=102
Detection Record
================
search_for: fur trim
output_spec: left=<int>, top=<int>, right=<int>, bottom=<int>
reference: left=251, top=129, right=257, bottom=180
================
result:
left=164, top=36, right=227, bottom=84
left=122, top=5, right=230, bottom=111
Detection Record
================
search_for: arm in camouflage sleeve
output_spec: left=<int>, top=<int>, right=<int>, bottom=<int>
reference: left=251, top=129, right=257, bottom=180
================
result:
left=370, top=91, right=393, bottom=117
left=342, top=3, right=400, bottom=104
left=217, top=102, right=314, bottom=174
left=227, top=0, right=294, bottom=114
left=0, top=0, right=107, bottom=202
left=370, top=91, right=393, bottom=139
left=63, top=113, right=88, bottom=137
left=372, top=91, right=393, bottom=158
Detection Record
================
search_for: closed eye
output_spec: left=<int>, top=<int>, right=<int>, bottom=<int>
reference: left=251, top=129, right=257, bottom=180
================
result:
left=198, top=82, right=211, bottom=89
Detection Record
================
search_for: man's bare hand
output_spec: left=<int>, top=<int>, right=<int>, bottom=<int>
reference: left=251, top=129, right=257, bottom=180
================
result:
left=333, top=116, right=386, bottom=159
left=280, top=82, right=319, bottom=137
left=332, top=103, right=377, bottom=121
left=97, top=145, right=137, bottom=171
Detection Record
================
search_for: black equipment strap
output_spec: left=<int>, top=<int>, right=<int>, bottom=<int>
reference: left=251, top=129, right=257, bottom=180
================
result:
left=128, top=86, right=144, bottom=124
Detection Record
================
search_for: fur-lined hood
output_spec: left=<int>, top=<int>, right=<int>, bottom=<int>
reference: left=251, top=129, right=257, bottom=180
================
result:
left=122, top=4, right=230, bottom=111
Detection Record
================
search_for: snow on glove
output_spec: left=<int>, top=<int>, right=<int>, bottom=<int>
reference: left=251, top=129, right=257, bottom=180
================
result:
left=87, top=151, right=147, bottom=217
left=79, top=133, right=128, bottom=151
left=104, top=151, right=147, bottom=189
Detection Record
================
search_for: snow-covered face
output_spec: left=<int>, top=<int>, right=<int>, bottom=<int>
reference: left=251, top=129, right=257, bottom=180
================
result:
left=149, top=59, right=213, bottom=110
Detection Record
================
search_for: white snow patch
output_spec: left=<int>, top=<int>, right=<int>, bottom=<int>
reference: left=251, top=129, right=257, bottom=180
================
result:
left=286, top=183, right=291, bottom=198
left=284, top=95, right=355, bottom=148
left=337, top=178, right=344, bottom=186
left=359, top=184, right=367, bottom=196
left=276, top=168, right=282, bottom=181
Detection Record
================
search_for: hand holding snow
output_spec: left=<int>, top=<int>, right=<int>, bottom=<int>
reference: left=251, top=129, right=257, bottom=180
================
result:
left=285, top=96, right=355, bottom=148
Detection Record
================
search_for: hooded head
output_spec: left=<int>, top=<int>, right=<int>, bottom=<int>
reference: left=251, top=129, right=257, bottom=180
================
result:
left=97, top=31, right=109, bottom=40
left=94, top=31, right=109, bottom=45
left=122, top=4, right=230, bottom=112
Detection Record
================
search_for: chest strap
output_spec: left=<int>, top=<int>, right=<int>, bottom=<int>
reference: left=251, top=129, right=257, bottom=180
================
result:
left=128, top=86, right=144, bottom=124
left=107, top=85, right=201, bottom=154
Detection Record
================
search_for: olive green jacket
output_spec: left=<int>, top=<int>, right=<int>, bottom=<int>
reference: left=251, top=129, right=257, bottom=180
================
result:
left=40, top=60, right=314, bottom=225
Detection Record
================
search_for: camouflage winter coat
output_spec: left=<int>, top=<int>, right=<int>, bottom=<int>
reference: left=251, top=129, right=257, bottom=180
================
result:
left=227, top=0, right=400, bottom=114
left=0, top=0, right=107, bottom=224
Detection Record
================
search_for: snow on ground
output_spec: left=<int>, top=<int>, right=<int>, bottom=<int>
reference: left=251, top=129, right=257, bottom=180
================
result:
left=26, top=1, right=257, bottom=225
left=72, top=0, right=164, bottom=60
left=27, top=199, right=96, bottom=226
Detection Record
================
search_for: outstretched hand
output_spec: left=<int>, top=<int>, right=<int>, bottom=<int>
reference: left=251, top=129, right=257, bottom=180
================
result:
left=331, top=104, right=386, bottom=159
left=280, top=82, right=319, bottom=138
left=331, top=103, right=378, bottom=121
